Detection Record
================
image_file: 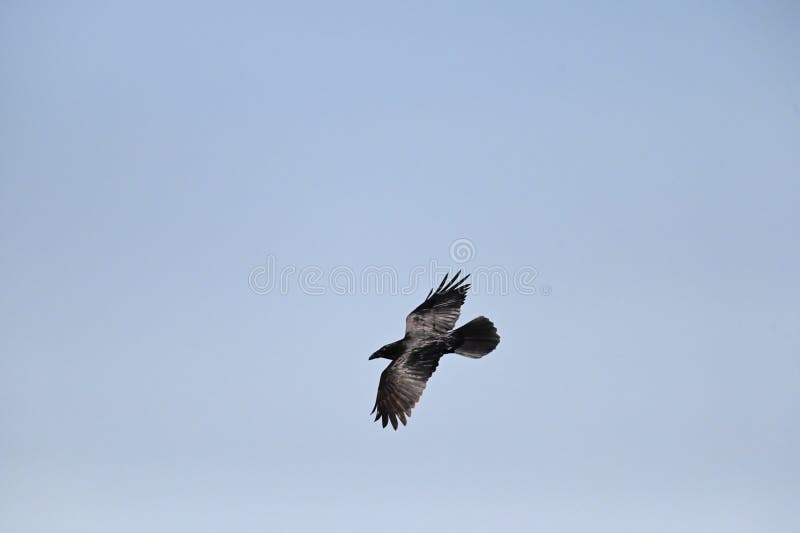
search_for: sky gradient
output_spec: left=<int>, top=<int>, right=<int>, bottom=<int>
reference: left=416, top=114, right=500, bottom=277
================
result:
left=2, top=2, right=799, bottom=532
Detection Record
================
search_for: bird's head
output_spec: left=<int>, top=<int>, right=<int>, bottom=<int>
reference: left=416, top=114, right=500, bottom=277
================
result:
left=369, top=343, right=394, bottom=360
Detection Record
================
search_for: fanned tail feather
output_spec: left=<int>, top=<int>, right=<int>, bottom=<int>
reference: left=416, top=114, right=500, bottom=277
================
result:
left=450, top=316, right=500, bottom=358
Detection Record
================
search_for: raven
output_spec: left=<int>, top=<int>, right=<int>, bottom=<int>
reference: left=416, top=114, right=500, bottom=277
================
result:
left=369, top=271, right=500, bottom=429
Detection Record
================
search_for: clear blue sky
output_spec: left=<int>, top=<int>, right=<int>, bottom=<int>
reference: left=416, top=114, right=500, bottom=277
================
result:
left=2, top=2, right=798, bottom=532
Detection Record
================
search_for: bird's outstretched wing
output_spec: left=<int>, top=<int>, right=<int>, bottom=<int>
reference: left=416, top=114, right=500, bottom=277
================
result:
left=371, top=349, right=441, bottom=429
left=405, top=271, right=470, bottom=337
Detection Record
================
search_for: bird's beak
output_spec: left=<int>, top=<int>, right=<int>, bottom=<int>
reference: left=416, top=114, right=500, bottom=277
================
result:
left=368, top=353, right=379, bottom=360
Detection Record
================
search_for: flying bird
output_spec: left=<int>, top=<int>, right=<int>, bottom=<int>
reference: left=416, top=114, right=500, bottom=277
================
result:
left=369, top=271, right=500, bottom=429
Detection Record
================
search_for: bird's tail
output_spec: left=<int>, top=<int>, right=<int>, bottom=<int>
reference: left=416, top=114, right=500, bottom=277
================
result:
left=450, top=316, right=500, bottom=358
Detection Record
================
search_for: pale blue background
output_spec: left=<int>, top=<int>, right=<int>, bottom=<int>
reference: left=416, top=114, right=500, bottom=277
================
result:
left=2, top=2, right=798, bottom=532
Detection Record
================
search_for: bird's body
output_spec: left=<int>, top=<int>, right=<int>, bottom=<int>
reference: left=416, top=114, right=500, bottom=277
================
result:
left=369, top=336, right=452, bottom=361
left=369, top=271, right=500, bottom=429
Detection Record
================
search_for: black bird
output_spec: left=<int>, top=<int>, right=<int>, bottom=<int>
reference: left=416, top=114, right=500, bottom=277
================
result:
left=369, top=271, right=500, bottom=429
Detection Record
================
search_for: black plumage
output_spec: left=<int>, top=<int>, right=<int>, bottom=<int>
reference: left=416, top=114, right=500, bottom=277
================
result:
left=369, top=271, right=500, bottom=429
